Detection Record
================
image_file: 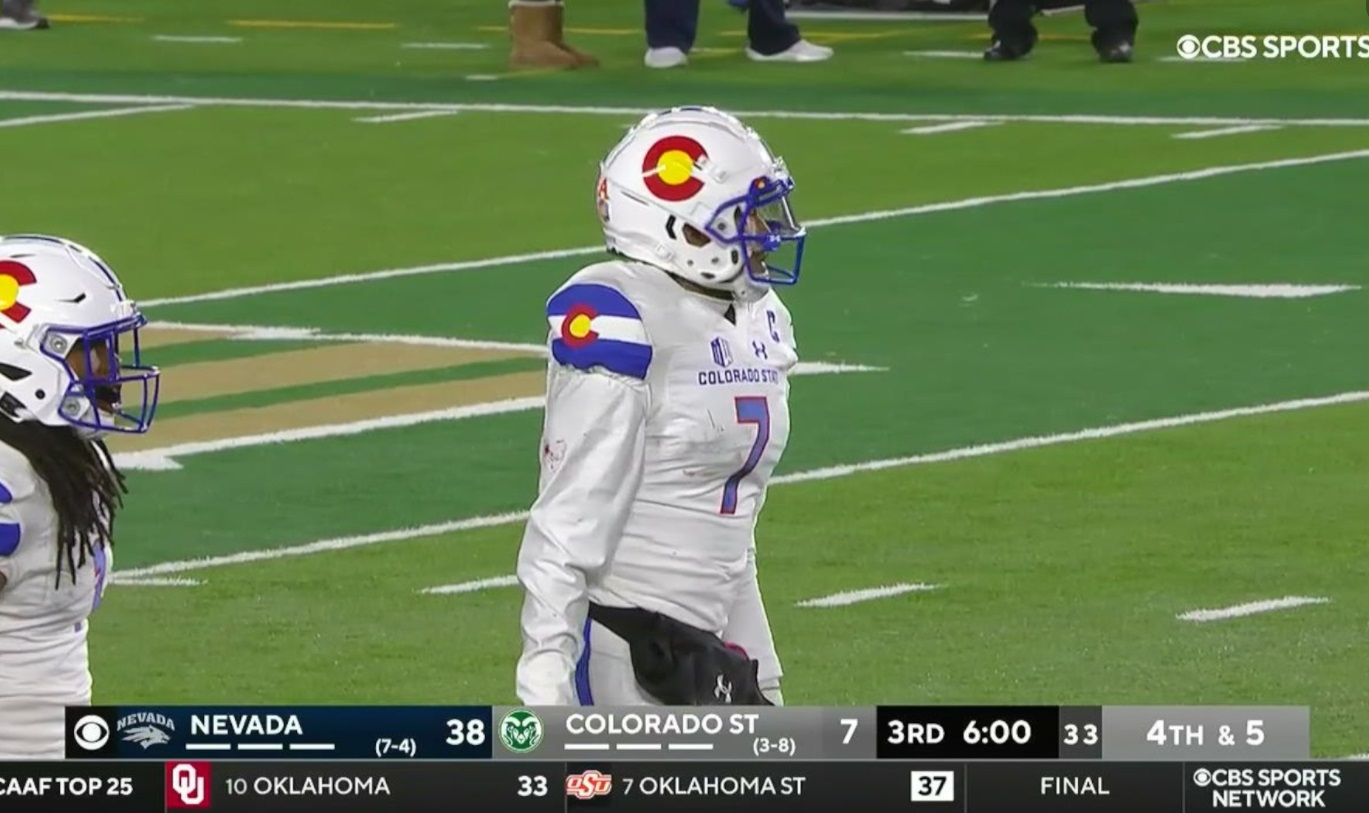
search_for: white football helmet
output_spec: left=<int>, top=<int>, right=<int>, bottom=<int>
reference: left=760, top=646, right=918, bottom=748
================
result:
left=595, top=106, right=806, bottom=292
left=0, top=235, right=159, bottom=436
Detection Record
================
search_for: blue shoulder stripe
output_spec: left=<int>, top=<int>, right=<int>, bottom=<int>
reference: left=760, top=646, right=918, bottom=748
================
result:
left=552, top=339, right=652, bottom=381
left=0, top=481, right=18, bottom=556
left=547, top=283, right=642, bottom=320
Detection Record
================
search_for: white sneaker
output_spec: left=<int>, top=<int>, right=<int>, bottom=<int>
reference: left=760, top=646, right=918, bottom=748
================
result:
left=746, top=39, right=832, bottom=62
left=644, top=47, right=689, bottom=69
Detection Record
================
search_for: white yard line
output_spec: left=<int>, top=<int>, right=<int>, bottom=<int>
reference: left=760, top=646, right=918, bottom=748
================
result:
left=1172, top=125, right=1281, bottom=140
left=401, top=42, right=489, bottom=50
left=1177, top=597, right=1330, bottom=622
left=1040, top=283, right=1360, bottom=299
left=795, top=583, right=941, bottom=608
left=113, top=396, right=547, bottom=471
left=354, top=110, right=461, bottom=124
left=419, top=576, right=520, bottom=595
left=901, top=121, right=999, bottom=135
left=111, top=388, right=1369, bottom=581
left=153, top=35, right=241, bottom=44
left=139, top=147, right=1369, bottom=308
left=0, top=104, right=194, bottom=129
left=110, top=512, right=530, bottom=582
left=2, top=89, right=1368, bottom=127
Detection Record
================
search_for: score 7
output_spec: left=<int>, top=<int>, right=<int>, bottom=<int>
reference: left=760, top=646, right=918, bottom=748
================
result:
left=840, top=718, right=859, bottom=745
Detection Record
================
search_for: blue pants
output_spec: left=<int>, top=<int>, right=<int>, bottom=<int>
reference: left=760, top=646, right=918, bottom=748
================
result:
left=645, top=0, right=799, bottom=56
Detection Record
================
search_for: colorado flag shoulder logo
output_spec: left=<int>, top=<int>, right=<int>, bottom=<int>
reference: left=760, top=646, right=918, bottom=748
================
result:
left=547, top=283, right=652, bottom=380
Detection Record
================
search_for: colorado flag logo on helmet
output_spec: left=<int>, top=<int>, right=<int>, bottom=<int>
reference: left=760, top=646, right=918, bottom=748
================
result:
left=642, top=135, right=707, bottom=202
left=0, top=260, right=37, bottom=323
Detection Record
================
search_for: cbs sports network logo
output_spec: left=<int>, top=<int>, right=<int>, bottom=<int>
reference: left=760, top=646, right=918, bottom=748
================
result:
left=1175, top=32, right=1369, bottom=61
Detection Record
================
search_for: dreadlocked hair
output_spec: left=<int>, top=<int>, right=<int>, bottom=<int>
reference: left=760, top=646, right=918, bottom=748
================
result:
left=0, top=416, right=127, bottom=587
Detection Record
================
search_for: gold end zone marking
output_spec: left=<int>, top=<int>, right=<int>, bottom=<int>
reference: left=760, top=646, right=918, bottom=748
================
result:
left=138, top=327, right=243, bottom=349
left=158, top=342, right=536, bottom=403
left=47, top=14, right=143, bottom=23
left=109, top=371, right=546, bottom=452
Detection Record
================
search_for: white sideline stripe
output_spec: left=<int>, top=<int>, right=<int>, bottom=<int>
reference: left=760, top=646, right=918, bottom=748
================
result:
left=401, top=42, right=488, bottom=50
left=1177, top=597, right=1330, bottom=622
left=355, top=110, right=460, bottom=124
left=111, top=577, right=203, bottom=586
left=901, top=121, right=998, bottom=135
left=8, top=89, right=1369, bottom=127
left=0, top=104, right=194, bottom=129
left=1343, top=754, right=1369, bottom=760
left=153, top=35, right=241, bottom=44
left=1173, top=125, right=1281, bottom=140
left=904, top=50, right=983, bottom=59
left=112, top=397, right=547, bottom=471
left=139, top=148, right=1369, bottom=308
left=796, top=583, right=940, bottom=608
left=1042, top=282, right=1361, bottom=299
left=419, top=575, right=519, bottom=595
left=113, top=389, right=1369, bottom=581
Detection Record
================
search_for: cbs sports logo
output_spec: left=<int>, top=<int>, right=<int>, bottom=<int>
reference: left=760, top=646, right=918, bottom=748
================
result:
left=1175, top=34, right=1369, bottom=60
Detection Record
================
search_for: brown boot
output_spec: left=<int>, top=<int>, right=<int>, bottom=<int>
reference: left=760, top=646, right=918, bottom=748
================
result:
left=509, top=1, right=593, bottom=70
left=546, top=3, right=599, bottom=69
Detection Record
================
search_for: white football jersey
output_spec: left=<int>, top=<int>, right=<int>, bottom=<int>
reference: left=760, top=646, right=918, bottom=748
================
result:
left=0, top=441, right=109, bottom=759
left=516, top=259, right=796, bottom=705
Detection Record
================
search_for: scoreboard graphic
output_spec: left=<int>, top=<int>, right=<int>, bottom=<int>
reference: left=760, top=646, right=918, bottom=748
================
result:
left=0, top=704, right=1357, bottom=810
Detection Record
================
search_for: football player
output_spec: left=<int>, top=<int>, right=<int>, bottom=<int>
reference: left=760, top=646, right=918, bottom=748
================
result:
left=515, top=106, right=803, bottom=706
left=0, top=235, right=160, bottom=758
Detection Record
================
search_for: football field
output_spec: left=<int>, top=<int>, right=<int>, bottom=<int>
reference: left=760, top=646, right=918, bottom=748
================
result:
left=1, top=0, right=1364, bottom=757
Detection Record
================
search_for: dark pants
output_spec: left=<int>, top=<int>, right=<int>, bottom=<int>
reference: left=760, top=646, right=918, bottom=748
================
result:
left=989, top=0, right=1137, bottom=56
left=645, top=0, right=799, bottom=56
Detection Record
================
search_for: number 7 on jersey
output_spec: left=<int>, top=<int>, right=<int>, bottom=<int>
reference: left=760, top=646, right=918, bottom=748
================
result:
left=720, top=396, right=770, bottom=515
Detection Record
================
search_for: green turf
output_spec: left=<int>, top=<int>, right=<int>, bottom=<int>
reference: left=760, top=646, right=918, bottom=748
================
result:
left=96, top=401, right=1369, bottom=755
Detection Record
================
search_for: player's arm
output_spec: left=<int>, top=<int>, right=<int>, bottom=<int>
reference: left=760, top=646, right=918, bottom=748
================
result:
left=515, top=282, right=653, bottom=706
left=723, top=546, right=783, bottom=704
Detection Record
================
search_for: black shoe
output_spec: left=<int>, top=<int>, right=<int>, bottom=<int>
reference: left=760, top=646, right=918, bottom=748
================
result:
left=983, top=40, right=1025, bottom=62
left=1098, top=41, right=1134, bottom=63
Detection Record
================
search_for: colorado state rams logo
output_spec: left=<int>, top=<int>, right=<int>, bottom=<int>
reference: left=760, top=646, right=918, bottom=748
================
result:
left=559, top=303, right=598, bottom=348
left=0, top=260, right=36, bottom=323
left=642, top=135, right=707, bottom=202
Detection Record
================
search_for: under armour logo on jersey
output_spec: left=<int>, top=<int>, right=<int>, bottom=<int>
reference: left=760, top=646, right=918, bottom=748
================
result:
left=714, top=674, right=733, bottom=703
left=710, top=337, right=733, bottom=368
left=751, top=341, right=768, bottom=359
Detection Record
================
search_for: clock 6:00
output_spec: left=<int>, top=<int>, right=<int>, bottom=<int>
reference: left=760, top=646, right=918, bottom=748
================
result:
left=963, top=719, right=1033, bottom=745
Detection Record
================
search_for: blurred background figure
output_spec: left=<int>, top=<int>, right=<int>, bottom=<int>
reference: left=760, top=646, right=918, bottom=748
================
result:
left=0, top=0, right=48, bottom=30
left=508, top=0, right=598, bottom=70
left=985, top=0, right=1137, bottom=63
left=645, top=0, right=832, bottom=69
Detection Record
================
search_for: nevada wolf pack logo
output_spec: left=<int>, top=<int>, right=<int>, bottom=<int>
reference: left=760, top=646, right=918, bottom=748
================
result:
left=118, top=712, right=176, bottom=749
